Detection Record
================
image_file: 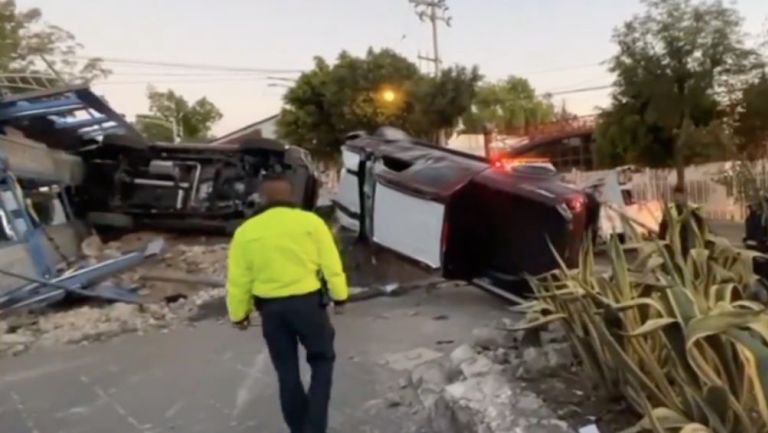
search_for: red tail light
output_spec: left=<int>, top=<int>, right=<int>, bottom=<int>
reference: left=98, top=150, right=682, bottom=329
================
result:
left=490, top=156, right=551, bottom=170
left=565, top=193, right=586, bottom=215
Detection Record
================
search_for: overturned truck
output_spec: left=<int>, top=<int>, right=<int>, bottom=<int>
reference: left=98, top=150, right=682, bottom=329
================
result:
left=0, top=85, right=318, bottom=233
left=334, top=128, right=591, bottom=297
left=81, top=138, right=318, bottom=232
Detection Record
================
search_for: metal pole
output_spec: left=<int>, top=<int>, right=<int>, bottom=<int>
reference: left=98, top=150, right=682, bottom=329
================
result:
left=430, top=4, right=440, bottom=76
left=172, top=117, right=179, bottom=144
left=39, top=55, right=66, bottom=84
left=410, top=0, right=450, bottom=76
left=483, top=124, right=494, bottom=159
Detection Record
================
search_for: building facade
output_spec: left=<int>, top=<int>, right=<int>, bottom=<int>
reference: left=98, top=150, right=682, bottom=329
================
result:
left=211, top=114, right=279, bottom=145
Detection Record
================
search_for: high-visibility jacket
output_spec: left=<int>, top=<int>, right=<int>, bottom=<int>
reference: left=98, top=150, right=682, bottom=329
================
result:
left=226, top=205, right=349, bottom=322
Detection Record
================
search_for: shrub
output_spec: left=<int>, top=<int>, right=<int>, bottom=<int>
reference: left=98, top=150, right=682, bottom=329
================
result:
left=516, top=209, right=768, bottom=432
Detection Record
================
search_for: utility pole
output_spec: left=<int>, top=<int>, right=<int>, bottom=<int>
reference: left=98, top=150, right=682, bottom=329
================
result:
left=410, top=0, right=451, bottom=77
left=410, top=0, right=452, bottom=145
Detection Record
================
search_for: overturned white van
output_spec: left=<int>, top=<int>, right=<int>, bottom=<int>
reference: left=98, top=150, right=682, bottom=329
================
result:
left=334, top=128, right=593, bottom=291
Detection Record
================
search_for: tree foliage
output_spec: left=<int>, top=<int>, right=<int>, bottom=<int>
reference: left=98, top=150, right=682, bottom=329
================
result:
left=410, top=65, right=483, bottom=141
left=733, top=72, right=768, bottom=160
left=277, top=48, right=482, bottom=161
left=595, top=0, right=757, bottom=186
left=136, top=87, right=223, bottom=142
left=0, top=0, right=109, bottom=86
left=461, top=76, right=555, bottom=133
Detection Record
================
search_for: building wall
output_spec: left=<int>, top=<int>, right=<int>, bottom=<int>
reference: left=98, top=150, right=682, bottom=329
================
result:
left=258, top=116, right=278, bottom=139
left=518, top=133, right=596, bottom=172
left=447, top=133, right=526, bottom=157
left=214, top=115, right=279, bottom=144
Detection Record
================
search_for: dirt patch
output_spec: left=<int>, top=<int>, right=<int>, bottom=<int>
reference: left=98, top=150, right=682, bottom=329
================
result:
left=338, top=230, right=433, bottom=288
left=520, top=367, right=635, bottom=432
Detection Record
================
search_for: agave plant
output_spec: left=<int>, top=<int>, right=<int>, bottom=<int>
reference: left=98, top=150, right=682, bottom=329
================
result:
left=515, top=207, right=768, bottom=433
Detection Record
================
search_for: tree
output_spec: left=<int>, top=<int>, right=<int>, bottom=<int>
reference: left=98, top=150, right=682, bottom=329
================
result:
left=595, top=0, right=757, bottom=189
left=409, top=65, right=483, bottom=141
left=135, top=87, right=223, bottom=142
left=733, top=72, right=768, bottom=160
left=461, top=76, right=555, bottom=133
left=277, top=48, right=481, bottom=161
left=0, top=0, right=109, bottom=87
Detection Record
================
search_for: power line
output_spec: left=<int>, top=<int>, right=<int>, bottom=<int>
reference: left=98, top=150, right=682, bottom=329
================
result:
left=109, top=71, right=264, bottom=77
left=543, top=74, right=614, bottom=93
left=518, top=61, right=606, bottom=76
left=97, top=77, right=274, bottom=86
left=541, top=84, right=613, bottom=97
left=72, top=55, right=304, bottom=74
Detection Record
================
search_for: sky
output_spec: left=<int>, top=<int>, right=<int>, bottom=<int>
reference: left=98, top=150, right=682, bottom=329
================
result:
left=16, top=0, right=768, bottom=136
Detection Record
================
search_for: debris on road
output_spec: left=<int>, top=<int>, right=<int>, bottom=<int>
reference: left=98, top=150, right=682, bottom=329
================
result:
left=399, top=318, right=637, bottom=433
left=0, top=237, right=164, bottom=314
left=510, top=321, right=636, bottom=432
left=383, top=347, right=444, bottom=371
left=113, top=234, right=229, bottom=303
left=139, top=270, right=225, bottom=287
left=0, top=232, right=231, bottom=357
left=0, top=286, right=226, bottom=357
left=410, top=337, right=573, bottom=433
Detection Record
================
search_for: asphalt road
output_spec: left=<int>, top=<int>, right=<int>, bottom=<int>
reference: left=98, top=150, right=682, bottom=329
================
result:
left=0, top=283, right=511, bottom=433
left=708, top=219, right=744, bottom=245
left=0, top=219, right=747, bottom=433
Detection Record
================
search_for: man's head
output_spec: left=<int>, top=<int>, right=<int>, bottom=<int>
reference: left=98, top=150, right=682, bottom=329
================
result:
left=259, top=173, right=295, bottom=205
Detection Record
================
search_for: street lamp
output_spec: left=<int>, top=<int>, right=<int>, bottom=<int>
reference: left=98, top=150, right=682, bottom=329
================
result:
left=381, top=89, right=397, bottom=103
left=377, top=87, right=402, bottom=105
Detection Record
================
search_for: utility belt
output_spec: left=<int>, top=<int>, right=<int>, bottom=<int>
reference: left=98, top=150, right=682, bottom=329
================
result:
left=253, top=287, right=331, bottom=311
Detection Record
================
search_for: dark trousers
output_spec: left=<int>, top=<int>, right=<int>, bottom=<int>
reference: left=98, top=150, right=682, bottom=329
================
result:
left=258, top=292, right=336, bottom=433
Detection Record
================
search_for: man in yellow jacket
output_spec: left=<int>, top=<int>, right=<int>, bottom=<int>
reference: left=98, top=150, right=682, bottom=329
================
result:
left=227, top=173, right=349, bottom=433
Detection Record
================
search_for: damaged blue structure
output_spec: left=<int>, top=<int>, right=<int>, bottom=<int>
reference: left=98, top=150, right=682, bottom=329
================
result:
left=0, top=86, right=160, bottom=312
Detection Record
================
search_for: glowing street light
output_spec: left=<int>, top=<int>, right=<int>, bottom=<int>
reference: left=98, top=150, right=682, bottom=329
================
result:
left=381, top=88, right=397, bottom=103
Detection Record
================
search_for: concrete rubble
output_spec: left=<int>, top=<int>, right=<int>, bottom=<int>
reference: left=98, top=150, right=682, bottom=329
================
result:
left=410, top=319, right=576, bottom=433
left=0, top=232, right=230, bottom=358
left=0, top=286, right=226, bottom=356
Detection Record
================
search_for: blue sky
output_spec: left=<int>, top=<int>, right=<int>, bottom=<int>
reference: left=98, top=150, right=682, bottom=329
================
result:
left=17, top=0, right=768, bottom=136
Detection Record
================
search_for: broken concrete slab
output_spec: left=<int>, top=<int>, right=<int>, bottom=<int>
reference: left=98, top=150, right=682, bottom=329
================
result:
left=413, top=322, right=576, bottom=433
left=410, top=361, right=449, bottom=392
left=427, top=373, right=574, bottom=433
left=411, top=361, right=450, bottom=412
left=471, top=326, right=515, bottom=350
left=383, top=347, right=444, bottom=371
left=459, top=355, right=496, bottom=379
left=448, top=344, right=476, bottom=369
left=0, top=333, right=34, bottom=345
